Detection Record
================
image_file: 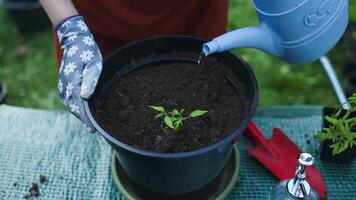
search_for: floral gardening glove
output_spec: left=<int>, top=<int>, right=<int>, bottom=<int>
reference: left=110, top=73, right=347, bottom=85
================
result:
left=56, top=15, right=102, bottom=132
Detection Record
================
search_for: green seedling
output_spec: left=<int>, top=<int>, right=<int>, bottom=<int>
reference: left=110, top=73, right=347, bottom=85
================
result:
left=316, top=93, right=356, bottom=155
left=148, top=105, right=208, bottom=132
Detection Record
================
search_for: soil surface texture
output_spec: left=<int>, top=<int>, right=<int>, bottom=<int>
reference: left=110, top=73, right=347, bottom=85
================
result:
left=94, top=55, right=246, bottom=153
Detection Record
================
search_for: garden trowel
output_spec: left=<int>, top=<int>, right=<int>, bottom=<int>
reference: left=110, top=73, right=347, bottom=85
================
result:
left=243, top=122, right=327, bottom=199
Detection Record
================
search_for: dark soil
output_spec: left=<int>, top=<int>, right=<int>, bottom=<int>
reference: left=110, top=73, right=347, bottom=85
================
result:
left=24, top=183, right=39, bottom=199
left=39, top=175, right=47, bottom=184
left=94, top=55, right=246, bottom=153
left=23, top=175, right=48, bottom=199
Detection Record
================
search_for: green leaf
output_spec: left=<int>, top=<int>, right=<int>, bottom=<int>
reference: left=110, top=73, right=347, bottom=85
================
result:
left=330, top=142, right=349, bottom=155
left=335, top=109, right=342, bottom=118
left=325, top=116, right=338, bottom=126
left=316, top=131, right=332, bottom=141
left=155, top=113, right=165, bottom=119
left=172, top=109, right=180, bottom=116
left=352, top=132, right=356, bottom=139
left=180, top=109, right=185, bottom=114
left=349, top=106, right=356, bottom=112
left=170, top=117, right=178, bottom=122
left=348, top=106, right=356, bottom=115
left=164, top=116, right=174, bottom=129
left=337, top=120, right=347, bottom=138
left=345, top=118, right=356, bottom=124
left=174, top=119, right=183, bottom=129
left=190, top=110, right=208, bottom=117
left=337, top=143, right=349, bottom=155
left=348, top=93, right=356, bottom=103
left=330, top=143, right=341, bottom=156
left=148, top=106, right=165, bottom=113
left=342, top=110, right=351, bottom=121
left=345, top=123, right=352, bottom=139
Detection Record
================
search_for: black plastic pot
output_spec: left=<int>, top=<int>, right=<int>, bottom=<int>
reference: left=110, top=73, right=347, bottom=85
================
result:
left=85, top=35, right=259, bottom=194
left=319, top=107, right=356, bottom=164
left=2, top=0, right=51, bottom=36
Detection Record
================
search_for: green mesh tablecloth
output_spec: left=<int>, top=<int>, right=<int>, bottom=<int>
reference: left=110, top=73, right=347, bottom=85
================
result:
left=0, top=105, right=355, bottom=199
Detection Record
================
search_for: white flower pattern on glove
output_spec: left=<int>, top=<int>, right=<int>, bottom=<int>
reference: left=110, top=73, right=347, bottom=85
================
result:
left=67, top=32, right=78, bottom=41
left=80, top=50, right=94, bottom=63
left=58, top=80, right=63, bottom=94
left=77, top=20, right=88, bottom=32
left=63, top=62, right=77, bottom=76
left=83, top=36, right=95, bottom=46
left=67, top=45, right=79, bottom=57
left=70, top=103, right=80, bottom=114
left=65, top=82, right=74, bottom=99
left=57, top=16, right=103, bottom=132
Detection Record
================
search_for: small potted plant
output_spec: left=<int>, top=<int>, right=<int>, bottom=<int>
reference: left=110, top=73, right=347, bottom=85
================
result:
left=148, top=106, right=208, bottom=133
left=316, top=93, right=356, bottom=164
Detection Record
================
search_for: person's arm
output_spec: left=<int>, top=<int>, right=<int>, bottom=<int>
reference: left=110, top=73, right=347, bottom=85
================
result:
left=39, top=0, right=103, bottom=133
left=39, top=0, right=78, bottom=26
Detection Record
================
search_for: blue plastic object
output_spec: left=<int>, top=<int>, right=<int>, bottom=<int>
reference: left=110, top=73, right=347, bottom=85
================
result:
left=203, top=0, right=349, bottom=64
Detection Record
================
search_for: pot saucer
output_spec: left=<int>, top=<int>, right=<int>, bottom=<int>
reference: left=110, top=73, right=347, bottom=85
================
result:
left=111, top=146, right=240, bottom=200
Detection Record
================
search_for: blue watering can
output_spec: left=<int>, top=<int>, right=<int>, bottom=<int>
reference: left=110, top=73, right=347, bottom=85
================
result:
left=203, top=0, right=349, bottom=64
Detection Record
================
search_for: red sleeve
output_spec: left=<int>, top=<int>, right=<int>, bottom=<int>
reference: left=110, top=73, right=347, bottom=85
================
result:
left=55, top=0, right=228, bottom=66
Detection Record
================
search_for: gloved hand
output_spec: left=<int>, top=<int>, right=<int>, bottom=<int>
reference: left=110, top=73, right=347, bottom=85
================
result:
left=56, top=15, right=102, bottom=132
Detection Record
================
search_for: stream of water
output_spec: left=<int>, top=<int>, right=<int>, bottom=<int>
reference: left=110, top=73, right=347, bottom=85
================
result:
left=197, top=51, right=206, bottom=65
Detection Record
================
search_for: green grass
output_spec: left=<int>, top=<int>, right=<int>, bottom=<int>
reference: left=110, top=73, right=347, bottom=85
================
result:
left=0, top=1, right=355, bottom=109
left=0, top=8, right=61, bottom=109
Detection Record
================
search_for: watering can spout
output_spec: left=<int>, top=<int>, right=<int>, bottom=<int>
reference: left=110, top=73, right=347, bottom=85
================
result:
left=202, top=25, right=283, bottom=56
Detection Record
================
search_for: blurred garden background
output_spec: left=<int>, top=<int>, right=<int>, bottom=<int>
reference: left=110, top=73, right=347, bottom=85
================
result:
left=0, top=0, right=355, bottom=110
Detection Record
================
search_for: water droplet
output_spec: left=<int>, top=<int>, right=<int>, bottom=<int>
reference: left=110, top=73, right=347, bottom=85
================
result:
left=197, top=51, right=206, bottom=65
